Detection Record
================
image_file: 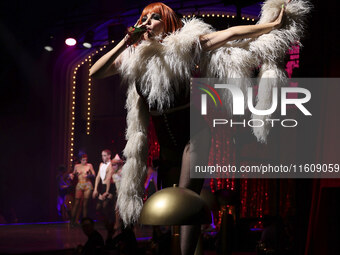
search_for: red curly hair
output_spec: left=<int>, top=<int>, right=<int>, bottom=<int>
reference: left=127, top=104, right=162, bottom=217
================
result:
left=137, top=2, right=182, bottom=36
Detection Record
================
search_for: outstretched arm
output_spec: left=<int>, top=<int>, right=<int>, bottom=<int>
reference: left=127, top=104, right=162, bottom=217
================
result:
left=200, top=2, right=287, bottom=51
left=89, top=39, right=126, bottom=79
left=89, top=20, right=146, bottom=79
left=93, top=164, right=101, bottom=192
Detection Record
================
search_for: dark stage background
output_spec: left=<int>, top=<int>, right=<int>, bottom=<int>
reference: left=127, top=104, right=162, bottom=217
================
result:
left=1, top=0, right=340, bottom=254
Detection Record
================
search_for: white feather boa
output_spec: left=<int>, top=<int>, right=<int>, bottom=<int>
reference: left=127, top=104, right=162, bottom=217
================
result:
left=116, top=0, right=311, bottom=225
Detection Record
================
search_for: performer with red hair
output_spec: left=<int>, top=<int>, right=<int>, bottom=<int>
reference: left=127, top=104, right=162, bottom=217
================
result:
left=70, top=154, right=95, bottom=226
left=90, top=1, right=311, bottom=253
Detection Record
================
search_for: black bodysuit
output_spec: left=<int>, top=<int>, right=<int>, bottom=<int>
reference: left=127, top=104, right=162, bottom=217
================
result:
left=135, top=81, right=191, bottom=189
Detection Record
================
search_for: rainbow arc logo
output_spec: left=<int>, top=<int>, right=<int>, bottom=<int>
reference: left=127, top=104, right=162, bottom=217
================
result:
left=198, top=83, right=223, bottom=107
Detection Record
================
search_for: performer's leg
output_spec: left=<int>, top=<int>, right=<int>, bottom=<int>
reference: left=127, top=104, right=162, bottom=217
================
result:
left=179, top=127, right=211, bottom=255
left=83, top=187, right=92, bottom=218
left=82, top=198, right=89, bottom=218
left=71, top=198, right=80, bottom=224
left=96, top=198, right=103, bottom=211
left=179, top=143, right=204, bottom=255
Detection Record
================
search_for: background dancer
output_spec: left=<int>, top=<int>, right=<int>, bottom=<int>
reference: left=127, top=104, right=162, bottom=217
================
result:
left=70, top=154, right=95, bottom=226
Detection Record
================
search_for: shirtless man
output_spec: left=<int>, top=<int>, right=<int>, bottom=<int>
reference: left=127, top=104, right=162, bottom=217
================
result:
left=93, top=149, right=115, bottom=222
left=70, top=154, right=95, bottom=226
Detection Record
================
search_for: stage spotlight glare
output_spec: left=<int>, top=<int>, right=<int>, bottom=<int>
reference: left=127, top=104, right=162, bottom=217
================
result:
left=83, top=31, right=94, bottom=48
left=44, top=46, right=53, bottom=52
left=44, top=35, right=55, bottom=52
left=83, top=42, right=92, bottom=48
left=65, top=38, right=77, bottom=46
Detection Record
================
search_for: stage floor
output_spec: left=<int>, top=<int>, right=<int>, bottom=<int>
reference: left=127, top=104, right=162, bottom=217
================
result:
left=0, top=221, right=152, bottom=254
left=0, top=222, right=257, bottom=255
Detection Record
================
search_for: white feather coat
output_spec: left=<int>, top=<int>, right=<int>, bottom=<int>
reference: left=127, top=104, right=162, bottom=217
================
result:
left=116, top=0, right=312, bottom=225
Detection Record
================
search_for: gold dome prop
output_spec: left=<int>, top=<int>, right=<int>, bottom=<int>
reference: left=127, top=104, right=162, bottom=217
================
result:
left=139, top=185, right=211, bottom=225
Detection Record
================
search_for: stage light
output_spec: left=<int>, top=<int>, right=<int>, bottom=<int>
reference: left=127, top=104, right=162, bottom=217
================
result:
left=65, top=38, right=77, bottom=46
left=83, top=31, right=94, bottom=48
left=44, top=46, right=53, bottom=52
left=44, top=35, right=55, bottom=52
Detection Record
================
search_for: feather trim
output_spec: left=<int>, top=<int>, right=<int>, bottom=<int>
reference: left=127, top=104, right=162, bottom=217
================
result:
left=205, top=0, right=311, bottom=142
left=116, top=18, right=213, bottom=225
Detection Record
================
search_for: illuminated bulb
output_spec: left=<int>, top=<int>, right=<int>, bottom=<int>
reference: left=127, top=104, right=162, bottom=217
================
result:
left=227, top=15, right=229, bottom=18
left=85, top=59, right=88, bottom=62
left=81, top=62, right=84, bottom=64
left=202, top=14, right=205, bottom=17
left=183, top=15, right=186, bottom=18
left=252, top=18, right=255, bottom=21
left=212, top=14, right=214, bottom=17
left=217, top=14, right=220, bottom=17
left=72, top=96, right=75, bottom=99
left=222, top=14, right=225, bottom=17
left=247, top=17, right=249, bottom=20
left=207, top=14, right=210, bottom=17
left=232, top=15, right=235, bottom=18
left=242, top=17, right=245, bottom=20
left=65, top=38, right=77, bottom=46
left=100, top=48, right=103, bottom=51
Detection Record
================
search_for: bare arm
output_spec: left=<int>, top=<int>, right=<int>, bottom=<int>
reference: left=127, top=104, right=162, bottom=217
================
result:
left=105, top=164, right=114, bottom=193
left=93, top=164, right=101, bottom=192
left=89, top=20, right=146, bottom=79
left=200, top=4, right=287, bottom=51
left=89, top=39, right=127, bottom=79
left=89, top=164, right=96, bottom=176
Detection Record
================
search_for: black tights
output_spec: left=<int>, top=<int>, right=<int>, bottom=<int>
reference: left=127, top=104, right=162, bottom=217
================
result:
left=178, top=127, right=211, bottom=255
